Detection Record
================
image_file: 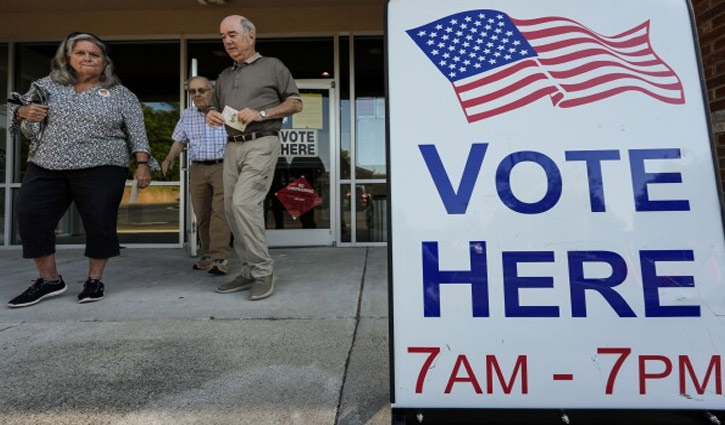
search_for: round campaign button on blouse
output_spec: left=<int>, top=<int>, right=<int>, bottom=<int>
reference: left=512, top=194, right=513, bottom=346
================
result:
left=97, top=89, right=110, bottom=97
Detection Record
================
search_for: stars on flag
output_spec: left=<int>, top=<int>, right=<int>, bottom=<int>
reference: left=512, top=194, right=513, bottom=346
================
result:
left=407, top=10, right=538, bottom=82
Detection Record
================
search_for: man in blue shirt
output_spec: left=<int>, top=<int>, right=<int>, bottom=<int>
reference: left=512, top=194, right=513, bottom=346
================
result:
left=163, top=76, right=231, bottom=275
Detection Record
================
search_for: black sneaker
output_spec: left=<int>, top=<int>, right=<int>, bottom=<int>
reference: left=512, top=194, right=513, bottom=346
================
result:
left=78, top=279, right=105, bottom=304
left=8, top=277, right=67, bottom=308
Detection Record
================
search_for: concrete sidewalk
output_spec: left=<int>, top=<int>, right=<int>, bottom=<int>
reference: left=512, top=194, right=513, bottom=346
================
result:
left=0, top=247, right=391, bottom=425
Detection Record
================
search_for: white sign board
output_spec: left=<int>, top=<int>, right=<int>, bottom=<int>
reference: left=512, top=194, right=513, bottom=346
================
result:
left=388, top=0, right=725, bottom=410
left=280, top=129, right=318, bottom=157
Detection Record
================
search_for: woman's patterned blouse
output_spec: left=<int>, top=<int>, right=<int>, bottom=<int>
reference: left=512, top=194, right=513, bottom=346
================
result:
left=9, top=76, right=153, bottom=170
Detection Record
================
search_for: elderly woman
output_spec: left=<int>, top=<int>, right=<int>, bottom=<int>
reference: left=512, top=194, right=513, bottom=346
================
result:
left=7, top=32, right=155, bottom=308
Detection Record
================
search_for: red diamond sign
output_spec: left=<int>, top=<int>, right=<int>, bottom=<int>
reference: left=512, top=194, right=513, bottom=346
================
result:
left=275, top=176, right=323, bottom=219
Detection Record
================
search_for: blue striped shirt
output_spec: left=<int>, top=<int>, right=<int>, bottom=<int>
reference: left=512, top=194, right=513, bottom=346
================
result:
left=172, top=106, right=227, bottom=161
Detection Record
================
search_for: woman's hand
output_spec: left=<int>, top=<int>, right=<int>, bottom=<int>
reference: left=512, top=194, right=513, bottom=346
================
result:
left=134, top=164, right=152, bottom=189
left=18, top=104, right=49, bottom=122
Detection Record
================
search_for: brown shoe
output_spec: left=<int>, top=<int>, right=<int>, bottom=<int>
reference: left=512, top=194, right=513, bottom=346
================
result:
left=193, top=256, right=213, bottom=271
left=249, top=274, right=275, bottom=300
left=216, top=273, right=254, bottom=293
left=208, top=259, right=229, bottom=275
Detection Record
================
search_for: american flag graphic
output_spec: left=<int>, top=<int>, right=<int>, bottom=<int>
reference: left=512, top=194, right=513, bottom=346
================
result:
left=406, top=10, right=685, bottom=122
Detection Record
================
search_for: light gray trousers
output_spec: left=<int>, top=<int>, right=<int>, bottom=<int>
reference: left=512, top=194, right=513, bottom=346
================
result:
left=223, top=135, right=280, bottom=278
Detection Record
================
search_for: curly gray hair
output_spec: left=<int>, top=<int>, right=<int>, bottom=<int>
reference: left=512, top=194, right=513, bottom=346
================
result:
left=49, top=33, right=120, bottom=88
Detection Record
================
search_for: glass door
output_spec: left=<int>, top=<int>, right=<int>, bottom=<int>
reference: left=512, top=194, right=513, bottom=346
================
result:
left=266, top=79, right=336, bottom=247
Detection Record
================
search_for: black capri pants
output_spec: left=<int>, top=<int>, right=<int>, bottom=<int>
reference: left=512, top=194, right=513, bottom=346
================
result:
left=17, top=163, right=128, bottom=259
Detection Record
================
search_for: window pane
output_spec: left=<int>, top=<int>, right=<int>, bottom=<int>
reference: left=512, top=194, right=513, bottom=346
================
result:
left=340, top=183, right=351, bottom=243
left=118, top=185, right=180, bottom=244
left=354, top=97, right=385, bottom=178
left=103, top=41, right=181, bottom=241
left=13, top=43, right=56, bottom=182
left=108, top=41, right=180, bottom=183
left=340, top=99, right=352, bottom=180
left=10, top=189, right=18, bottom=244
left=340, top=37, right=351, bottom=180
left=0, top=188, right=4, bottom=244
left=140, top=102, right=181, bottom=182
left=14, top=43, right=56, bottom=94
left=258, top=38, right=334, bottom=79
left=0, top=43, right=7, bottom=184
left=188, top=37, right=334, bottom=82
left=111, top=41, right=179, bottom=101
left=341, top=182, right=388, bottom=243
left=354, top=183, right=387, bottom=243
left=354, top=37, right=386, bottom=179
left=354, top=37, right=384, bottom=97
left=12, top=185, right=181, bottom=245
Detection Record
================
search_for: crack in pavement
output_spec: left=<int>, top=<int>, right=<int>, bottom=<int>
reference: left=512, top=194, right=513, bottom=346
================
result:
left=0, top=324, right=19, bottom=333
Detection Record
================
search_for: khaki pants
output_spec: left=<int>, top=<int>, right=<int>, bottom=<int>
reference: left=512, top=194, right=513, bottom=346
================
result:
left=223, top=136, right=280, bottom=278
left=189, top=162, right=230, bottom=260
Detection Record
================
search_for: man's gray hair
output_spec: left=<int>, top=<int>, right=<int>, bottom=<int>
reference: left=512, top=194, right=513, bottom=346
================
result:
left=49, top=33, right=120, bottom=88
left=187, top=75, right=214, bottom=89
left=240, top=17, right=256, bottom=35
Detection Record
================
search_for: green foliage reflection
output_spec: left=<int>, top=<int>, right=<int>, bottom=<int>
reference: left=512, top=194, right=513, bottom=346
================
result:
left=138, top=102, right=180, bottom=181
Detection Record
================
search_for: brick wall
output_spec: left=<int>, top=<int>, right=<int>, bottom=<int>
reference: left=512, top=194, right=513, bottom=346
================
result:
left=693, top=0, right=725, bottom=183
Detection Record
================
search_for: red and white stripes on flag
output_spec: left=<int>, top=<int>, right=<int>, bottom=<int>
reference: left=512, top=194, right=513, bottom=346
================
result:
left=454, top=58, right=559, bottom=122
left=453, top=16, right=685, bottom=122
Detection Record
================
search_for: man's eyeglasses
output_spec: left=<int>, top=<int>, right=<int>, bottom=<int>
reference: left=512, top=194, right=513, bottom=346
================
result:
left=188, top=88, right=210, bottom=95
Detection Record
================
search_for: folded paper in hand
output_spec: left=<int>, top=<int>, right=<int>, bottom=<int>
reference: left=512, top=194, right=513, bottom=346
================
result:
left=222, top=105, right=246, bottom=132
